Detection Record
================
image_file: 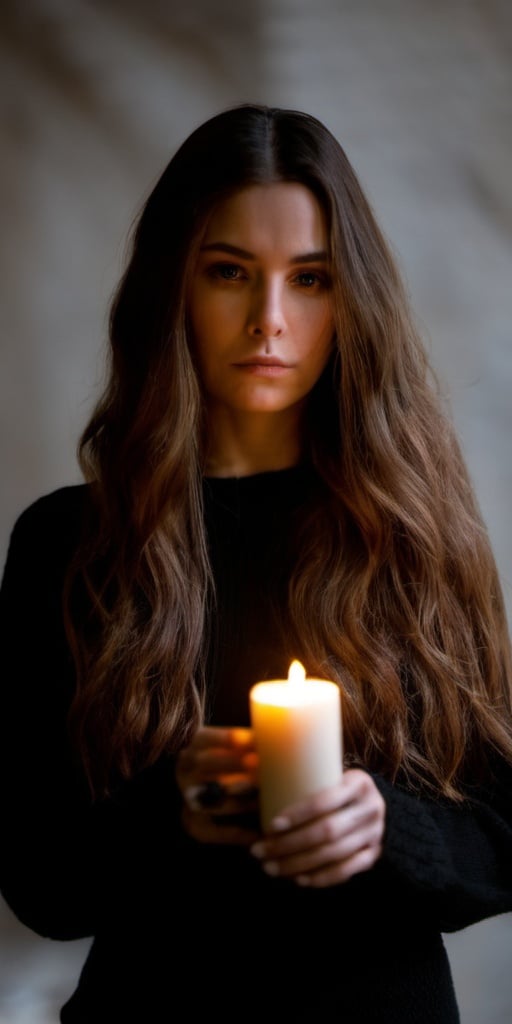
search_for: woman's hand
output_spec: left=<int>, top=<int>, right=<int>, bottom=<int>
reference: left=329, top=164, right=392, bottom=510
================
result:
left=250, top=768, right=386, bottom=887
left=176, top=725, right=261, bottom=846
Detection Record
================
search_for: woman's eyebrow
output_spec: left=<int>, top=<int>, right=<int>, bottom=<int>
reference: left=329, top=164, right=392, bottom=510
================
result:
left=200, top=241, right=329, bottom=263
left=200, top=242, right=254, bottom=258
left=290, top=250, right=329, bottom=264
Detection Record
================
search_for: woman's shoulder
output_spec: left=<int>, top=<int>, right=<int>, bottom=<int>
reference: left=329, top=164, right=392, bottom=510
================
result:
left=13, top=482, right=91, bottom=534
left=5, top=483, right=92, bottom=570
left=0, top=483, right=94, bottom=601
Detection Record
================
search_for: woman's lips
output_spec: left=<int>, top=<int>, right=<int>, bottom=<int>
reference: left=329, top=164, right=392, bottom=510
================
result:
left=232, top=357, right=293, bottom=376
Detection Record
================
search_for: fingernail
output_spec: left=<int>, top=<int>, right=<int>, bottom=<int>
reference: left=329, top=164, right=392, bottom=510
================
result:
left=250, top=842, right=265, bottom=859
left=262, top=861, right=279, bottom=876
left=296, top=875, right=311, bottom=886
left=269, top=816, right=290, bottom=832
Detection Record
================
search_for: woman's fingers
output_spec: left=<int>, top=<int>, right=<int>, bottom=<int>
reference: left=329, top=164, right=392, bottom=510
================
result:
left=186, top=726, right=254, bottom=751
left=255, top=814, right=383, bottom=877
left=181, top=803, right=260, bottom=846
left=176, top=726, right=258, bottom=792
left=184, top=778, right=258, bottom=812
left=262, top=769, right=380, bottom=833
left=177, top=738, right=386, bottom=881
left=250, top=768, right=386, bottom=886
left=295, top=845, right=381, bottom=888
left=181, top=746, right=252, bottom=777
left=177, top=727, right=260, bottom=847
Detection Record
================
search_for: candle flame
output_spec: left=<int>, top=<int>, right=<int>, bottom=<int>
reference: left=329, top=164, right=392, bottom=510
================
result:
left=288, top=660, right=306, bottom=684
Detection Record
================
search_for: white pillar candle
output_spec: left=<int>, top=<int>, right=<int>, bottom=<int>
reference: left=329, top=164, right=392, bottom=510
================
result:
left=249, top=660, right=343, bottom=832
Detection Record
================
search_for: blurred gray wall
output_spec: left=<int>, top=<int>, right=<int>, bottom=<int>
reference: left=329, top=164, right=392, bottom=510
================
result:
left=0, top=2, right=511, bottom=1022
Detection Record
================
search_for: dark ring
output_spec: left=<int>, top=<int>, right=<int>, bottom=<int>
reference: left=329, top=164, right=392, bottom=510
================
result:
left=196, top=781, right=226, bottom=808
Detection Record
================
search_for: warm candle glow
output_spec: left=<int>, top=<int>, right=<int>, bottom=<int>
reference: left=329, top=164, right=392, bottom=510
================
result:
left=288, top=659, right=306, bottom=684
left=249, top=659, right=343, bottom=830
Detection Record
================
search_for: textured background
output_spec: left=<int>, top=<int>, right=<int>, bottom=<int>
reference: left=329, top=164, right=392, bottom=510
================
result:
left=1, top=1, right=511, bottom=1021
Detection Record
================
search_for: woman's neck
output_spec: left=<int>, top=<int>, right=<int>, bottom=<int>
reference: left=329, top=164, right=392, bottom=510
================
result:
left=203, top=408, right=303, bottom=478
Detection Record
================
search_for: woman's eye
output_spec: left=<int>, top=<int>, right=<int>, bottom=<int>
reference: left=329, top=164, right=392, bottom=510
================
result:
left=295, top=271, right=328, bottom=288
left=209, top=262, right=244, bottom=281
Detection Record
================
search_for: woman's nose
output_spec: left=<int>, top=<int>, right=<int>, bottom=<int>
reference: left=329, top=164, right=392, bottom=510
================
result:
left=247, top=279, right=286, bottom=339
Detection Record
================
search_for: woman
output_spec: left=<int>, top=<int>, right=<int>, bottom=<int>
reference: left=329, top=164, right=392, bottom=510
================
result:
left=1, top=104, right=511, bottom=1023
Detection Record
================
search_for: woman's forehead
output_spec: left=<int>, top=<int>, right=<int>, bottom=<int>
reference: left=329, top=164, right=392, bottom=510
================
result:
left=200, top=182, right=329, bottom=257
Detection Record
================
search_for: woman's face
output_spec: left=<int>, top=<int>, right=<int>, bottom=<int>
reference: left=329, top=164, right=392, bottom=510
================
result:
left=188, top=182, right=335, bottom=421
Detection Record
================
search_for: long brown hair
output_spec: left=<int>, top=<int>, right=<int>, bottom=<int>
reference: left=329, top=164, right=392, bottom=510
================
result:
left=64, top=104, right=512, bottom=799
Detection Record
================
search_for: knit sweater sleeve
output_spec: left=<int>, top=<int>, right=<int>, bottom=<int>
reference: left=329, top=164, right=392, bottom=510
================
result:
left=372, top=765, right=512, bottom=932
left=0, top=490, right=186, bottom=941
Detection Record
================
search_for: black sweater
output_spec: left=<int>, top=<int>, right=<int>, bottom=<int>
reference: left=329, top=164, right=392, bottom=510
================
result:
left=1, top=469, right=512, bottom=1023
